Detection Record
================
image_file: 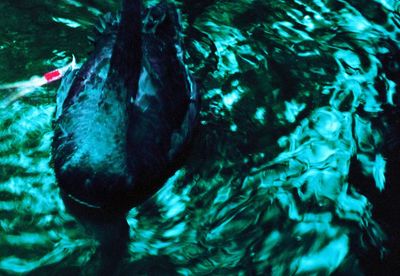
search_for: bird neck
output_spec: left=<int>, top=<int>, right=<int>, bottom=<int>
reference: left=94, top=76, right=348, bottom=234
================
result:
left=106, top=0, right=142, bottom=97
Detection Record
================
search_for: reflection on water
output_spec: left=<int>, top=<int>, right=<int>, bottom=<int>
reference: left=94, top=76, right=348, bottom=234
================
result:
left=0, top=0, right=399, bottom=274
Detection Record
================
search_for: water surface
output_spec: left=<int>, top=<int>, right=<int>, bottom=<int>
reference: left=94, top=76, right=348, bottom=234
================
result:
left=0, top=0, right=399, bottom=275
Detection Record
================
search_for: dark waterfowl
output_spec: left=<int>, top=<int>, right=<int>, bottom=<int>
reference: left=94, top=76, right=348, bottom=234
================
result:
left=52, top=0, right=200, bottom=216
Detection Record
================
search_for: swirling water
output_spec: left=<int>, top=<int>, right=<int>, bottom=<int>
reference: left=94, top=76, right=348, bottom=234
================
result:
left=0, top=0, right=399, bottom=275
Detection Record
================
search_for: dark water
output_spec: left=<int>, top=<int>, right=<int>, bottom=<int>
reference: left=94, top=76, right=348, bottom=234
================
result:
left=0, top=0, right=399, bottom=275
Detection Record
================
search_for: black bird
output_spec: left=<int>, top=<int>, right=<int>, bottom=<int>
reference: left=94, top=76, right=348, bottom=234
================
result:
left=52, top=0, right=200, bottom=218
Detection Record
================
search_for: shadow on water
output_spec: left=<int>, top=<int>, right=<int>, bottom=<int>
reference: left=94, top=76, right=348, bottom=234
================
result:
left=60, top=191, right=130, bottom=276
left=348, top=41, right=400, bottom=274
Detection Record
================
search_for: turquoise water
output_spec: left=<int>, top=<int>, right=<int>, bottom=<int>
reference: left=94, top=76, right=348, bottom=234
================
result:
left=0, top=0, right=399, bottom=274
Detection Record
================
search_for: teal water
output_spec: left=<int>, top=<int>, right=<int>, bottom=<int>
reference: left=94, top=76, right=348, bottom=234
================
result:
left=0, top=0, right=399, bottom=275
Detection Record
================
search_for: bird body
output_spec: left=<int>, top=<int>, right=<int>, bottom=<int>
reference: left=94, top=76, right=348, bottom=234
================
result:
left=52, top=1, right=200, bottom=215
